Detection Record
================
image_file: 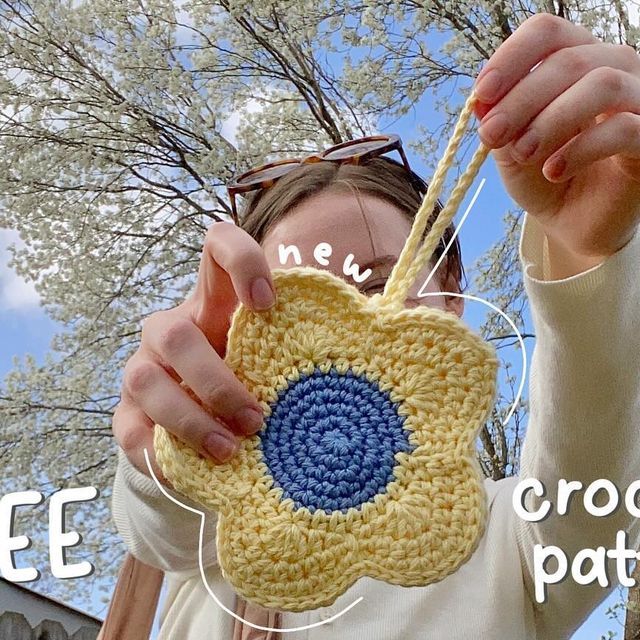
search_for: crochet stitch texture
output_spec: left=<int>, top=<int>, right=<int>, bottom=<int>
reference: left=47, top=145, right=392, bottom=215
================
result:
left=154, top=90, right=498, bottom=612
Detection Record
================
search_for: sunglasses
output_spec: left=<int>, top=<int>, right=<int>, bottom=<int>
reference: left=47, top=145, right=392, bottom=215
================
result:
left=225, top=134, right=433, bottom=225
left=225, top=134, right=455, bottom=268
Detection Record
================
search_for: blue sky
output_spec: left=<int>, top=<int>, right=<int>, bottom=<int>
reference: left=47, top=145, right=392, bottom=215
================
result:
left=0, top=7, right=634, bottom=639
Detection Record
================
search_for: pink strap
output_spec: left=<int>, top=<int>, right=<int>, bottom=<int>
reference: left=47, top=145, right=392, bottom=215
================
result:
left=232, top=594, right=282, bottom=640
left=97, top=553, right=164, bottom=640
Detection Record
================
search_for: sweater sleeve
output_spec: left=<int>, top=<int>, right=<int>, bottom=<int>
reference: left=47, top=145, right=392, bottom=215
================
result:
left=111, top=447, right=219, bottom=573
left=514, top=213, right=640, bottom=638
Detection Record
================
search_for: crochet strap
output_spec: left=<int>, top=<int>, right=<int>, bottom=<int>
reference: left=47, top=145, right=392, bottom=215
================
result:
left=377, top=91, right=489, bottom=311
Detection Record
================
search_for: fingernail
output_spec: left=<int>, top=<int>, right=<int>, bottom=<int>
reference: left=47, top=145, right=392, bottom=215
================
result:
left=544, top=155, right=566, bottom=181
left=479, top=112, right=509, bottom=146
left=250, top=277, right=275, bottom=310
left=204, top=431, right=239, bottom=463
left=234, top=406, right=264, bottom=435
left=475, top=69, right=503, bottom=103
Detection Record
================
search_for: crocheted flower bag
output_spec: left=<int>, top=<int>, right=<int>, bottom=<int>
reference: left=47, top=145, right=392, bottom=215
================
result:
left=154, top=91, right=498, bottom=612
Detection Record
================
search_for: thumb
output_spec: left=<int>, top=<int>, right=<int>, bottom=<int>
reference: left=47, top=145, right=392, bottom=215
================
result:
left=184, top=222, right=275, bottom=356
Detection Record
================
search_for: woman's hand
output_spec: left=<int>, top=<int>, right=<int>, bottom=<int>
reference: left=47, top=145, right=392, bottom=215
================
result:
left=112, top=222, right=276, bottom=483
left=473, top=13, right=640, bottom=278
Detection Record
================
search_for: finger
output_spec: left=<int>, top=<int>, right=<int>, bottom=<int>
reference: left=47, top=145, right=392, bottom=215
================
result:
left=122, top=357, right=240, bottom=464
left=477, top=42, right=640, bottom=152
left=509, top=66, right=640, bottom=168
left=474, top=13, right=599, bottom=106
left=141, top=313, right=264, bottom=435
left=543, top=111, right=640, bottom=182
left=187, top=222, right=276, bottom=350
left=112, top=399, right=170, bottom=485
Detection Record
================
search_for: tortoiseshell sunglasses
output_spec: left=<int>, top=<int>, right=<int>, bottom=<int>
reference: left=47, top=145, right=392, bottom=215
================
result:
left=226, top=134, right=426, bottom=225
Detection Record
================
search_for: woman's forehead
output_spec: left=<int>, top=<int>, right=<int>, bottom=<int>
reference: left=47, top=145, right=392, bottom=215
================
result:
left=261, top=191, right=410, bottom=270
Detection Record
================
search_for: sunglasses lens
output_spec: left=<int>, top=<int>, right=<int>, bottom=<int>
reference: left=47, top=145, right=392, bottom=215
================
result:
left=322, top=138, right=388, bottom=160
left=236, top=161, right=300, bottom=185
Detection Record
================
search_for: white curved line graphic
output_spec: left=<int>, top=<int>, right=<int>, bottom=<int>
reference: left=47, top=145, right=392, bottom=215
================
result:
left=416, top=174, right=527, bottom=426
left=417, top=291, right=527, bottom=427
left=143, top=448, right=363, bottom=634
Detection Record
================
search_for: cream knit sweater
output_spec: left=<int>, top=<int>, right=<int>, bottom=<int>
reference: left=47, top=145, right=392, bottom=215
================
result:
left=111, top=213, right=640, bottom=640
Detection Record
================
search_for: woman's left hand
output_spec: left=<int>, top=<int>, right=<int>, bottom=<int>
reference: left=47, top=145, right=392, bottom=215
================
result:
left=473, top=13, right=640, bottom=277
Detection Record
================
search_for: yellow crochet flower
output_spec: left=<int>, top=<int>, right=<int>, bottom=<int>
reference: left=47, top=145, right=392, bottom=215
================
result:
left=154, top=91, right=497, bottom=612
left=154, top=265, right=497, bottom=611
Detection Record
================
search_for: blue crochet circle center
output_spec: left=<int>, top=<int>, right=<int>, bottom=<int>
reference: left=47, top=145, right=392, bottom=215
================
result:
left=260, top=367, right=413, bottom=513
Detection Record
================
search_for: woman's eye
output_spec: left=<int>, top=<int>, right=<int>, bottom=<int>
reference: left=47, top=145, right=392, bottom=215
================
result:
left=361, top=282, right=386, bottom=295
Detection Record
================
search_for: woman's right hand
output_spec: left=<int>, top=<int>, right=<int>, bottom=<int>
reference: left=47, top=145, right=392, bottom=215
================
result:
left=112, top=222, right=277, bottom=484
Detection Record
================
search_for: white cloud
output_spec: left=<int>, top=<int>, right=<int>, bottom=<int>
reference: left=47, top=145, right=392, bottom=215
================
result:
left=0, top=229, right=41, bottom=311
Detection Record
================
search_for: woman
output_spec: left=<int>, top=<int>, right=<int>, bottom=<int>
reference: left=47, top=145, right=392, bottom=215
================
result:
left=111, top=14, right=640, bottom=640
